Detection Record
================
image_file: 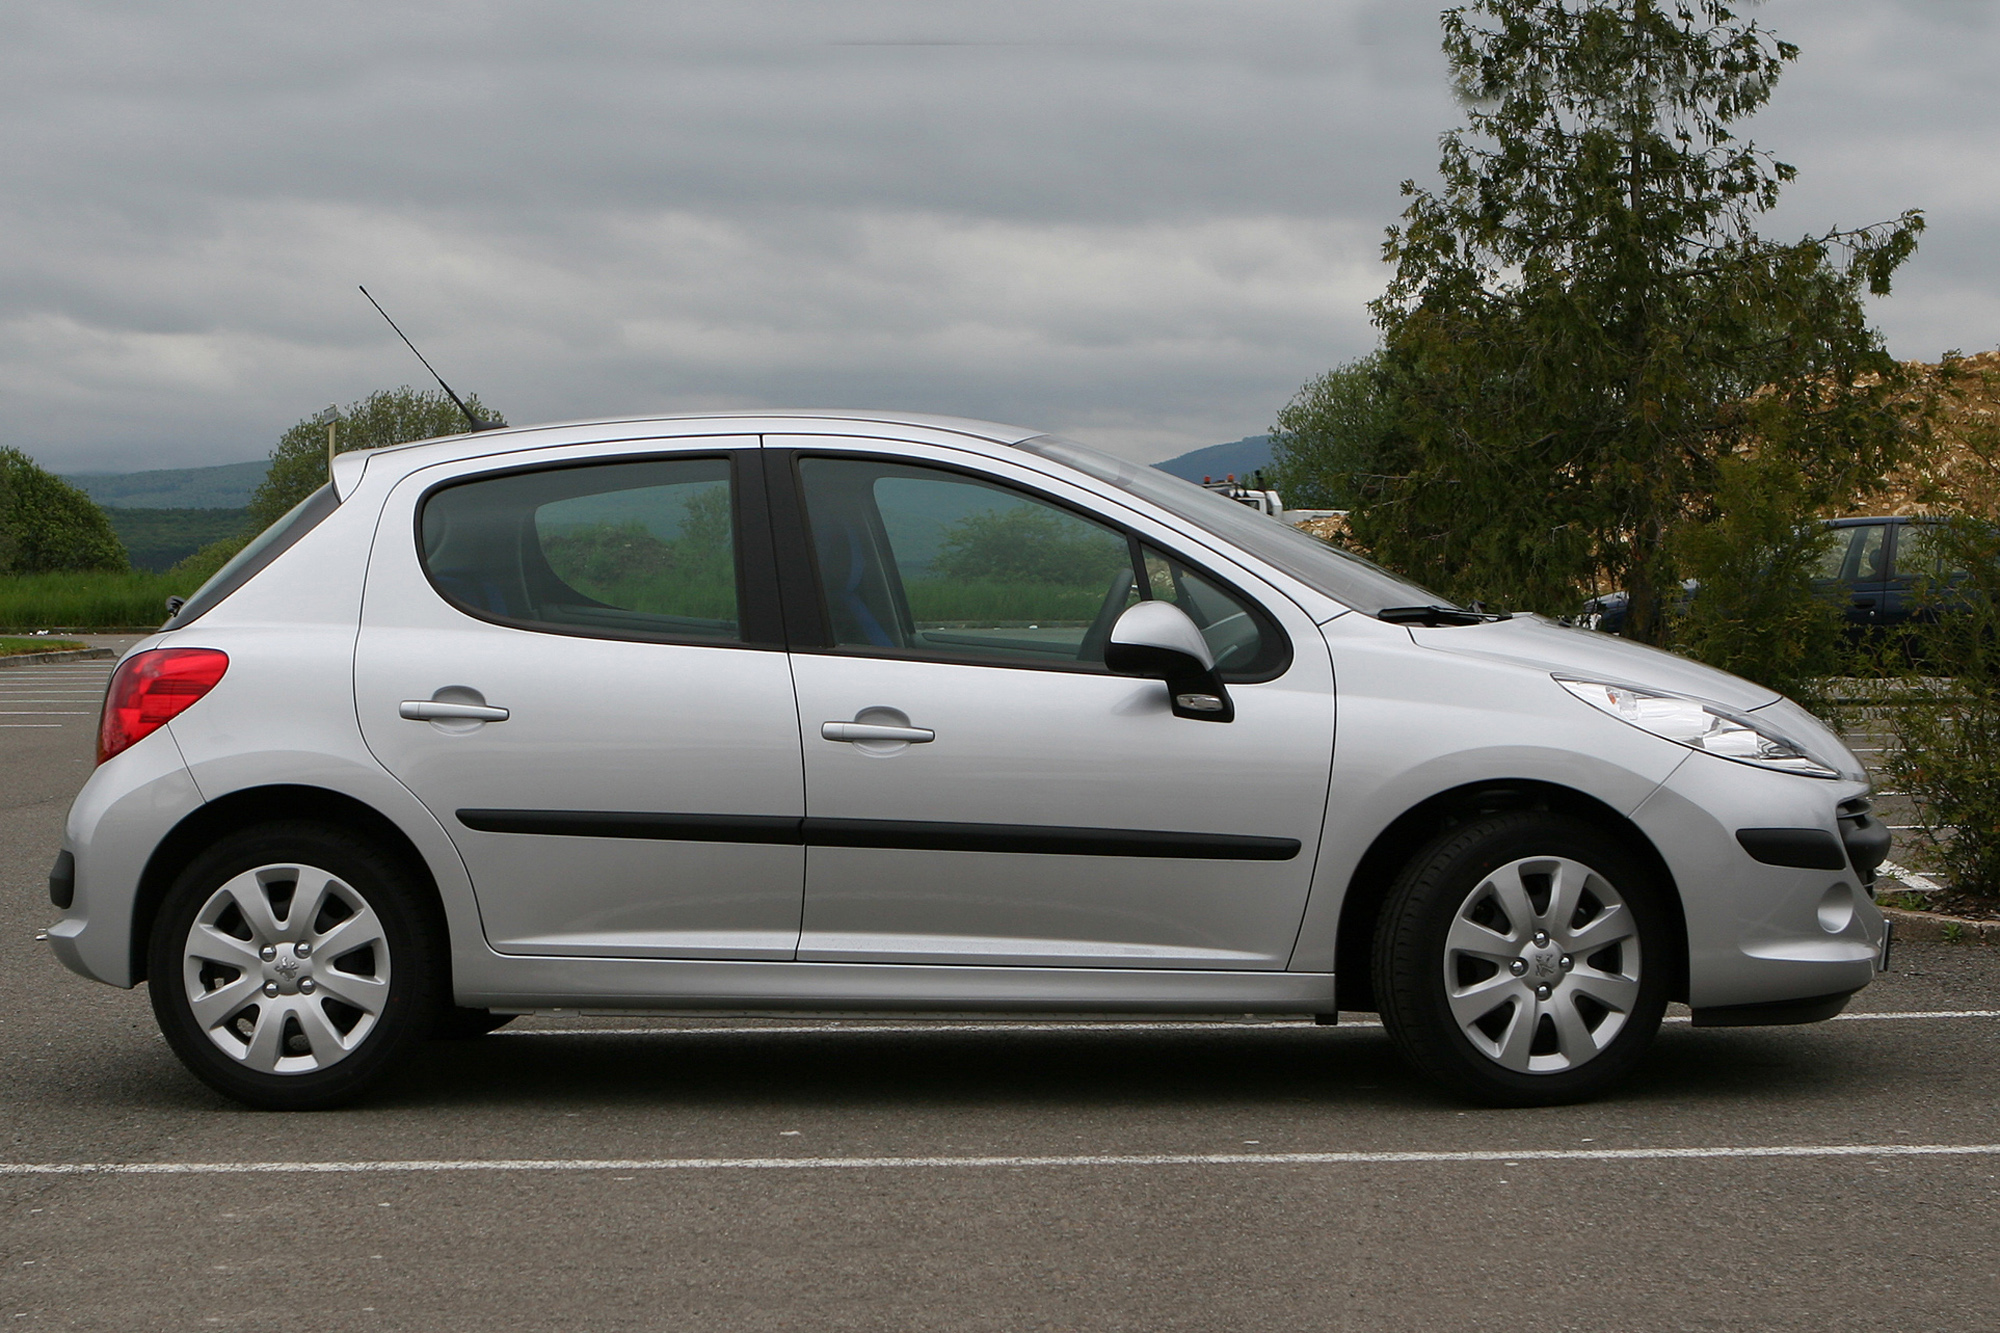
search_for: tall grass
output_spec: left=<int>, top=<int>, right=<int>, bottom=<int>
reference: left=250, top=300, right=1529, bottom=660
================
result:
left=0, top=570, right=193, bottom=631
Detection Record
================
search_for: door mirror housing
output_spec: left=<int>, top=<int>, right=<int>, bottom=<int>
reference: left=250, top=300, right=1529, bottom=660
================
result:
left=1104, top=601, right=1234, bottom=722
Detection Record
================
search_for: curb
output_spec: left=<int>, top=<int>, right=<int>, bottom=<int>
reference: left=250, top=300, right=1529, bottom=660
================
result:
left=0, top=648, right=115, bottom=669
left=1880, top=904, right=2000, bottom=945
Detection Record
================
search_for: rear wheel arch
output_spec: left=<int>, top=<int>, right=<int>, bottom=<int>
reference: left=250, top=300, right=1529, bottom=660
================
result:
left=130, top=786, right=445, bottom=987
left=1332, top=781, right=1686, bottom=1012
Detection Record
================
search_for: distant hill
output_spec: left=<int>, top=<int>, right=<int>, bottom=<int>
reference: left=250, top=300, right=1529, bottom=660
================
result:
left=1152, top=435, right=1273, bottom=483
left=62, top=459, right=268, bottom=510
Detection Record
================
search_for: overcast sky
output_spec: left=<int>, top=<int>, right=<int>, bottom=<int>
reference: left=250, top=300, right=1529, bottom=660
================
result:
left=4, top=0, right=1995, bottom=473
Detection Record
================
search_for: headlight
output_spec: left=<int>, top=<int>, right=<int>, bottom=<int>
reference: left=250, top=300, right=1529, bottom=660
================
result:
left=1556, top=678, right=1840, bottom=778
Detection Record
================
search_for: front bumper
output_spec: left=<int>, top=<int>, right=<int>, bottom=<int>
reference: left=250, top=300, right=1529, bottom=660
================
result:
left=1632, top=759, right=1886, bottom=1012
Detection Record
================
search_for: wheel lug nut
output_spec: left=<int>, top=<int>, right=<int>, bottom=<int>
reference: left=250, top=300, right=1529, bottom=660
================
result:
left=262, top=981, right=280, bottom=997
left=1535, top=984, right=1552, bottom=1001
left=1509, top=959, right=1528, bottom=976
left=1559, top=955, right=1573, bottom=971
left=298, top=978, right=316, bottom=995
left=295, top=942, right=311, bottom=959
left=259, top=946, right=277, bottom=962
left=1533, top=931, right=1550, bottom=948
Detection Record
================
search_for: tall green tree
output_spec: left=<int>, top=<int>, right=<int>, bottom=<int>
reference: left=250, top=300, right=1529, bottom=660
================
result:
left=0, top=447, right=128, bottom=574
left=1355, top=0, right=1924, bottom=641
left=248, top=386, right=502, bottom=529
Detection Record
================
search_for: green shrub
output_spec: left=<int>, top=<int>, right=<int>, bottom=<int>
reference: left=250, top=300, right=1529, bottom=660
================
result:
left=1668, top=456, right=1849, bottom=708
left=0, top=447, right=128, bottom=574
left=1881, top=515, right=2000, bottom=905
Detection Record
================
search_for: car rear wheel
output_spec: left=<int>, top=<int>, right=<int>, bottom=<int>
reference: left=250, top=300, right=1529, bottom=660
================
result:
left=1373, top=812, right=1669, bottom=1106
left=147, top=822, right=444, bottom=1110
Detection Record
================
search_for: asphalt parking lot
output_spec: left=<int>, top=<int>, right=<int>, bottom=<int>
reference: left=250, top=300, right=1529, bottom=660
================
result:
left=4, top=656, right=1998, bottom=1331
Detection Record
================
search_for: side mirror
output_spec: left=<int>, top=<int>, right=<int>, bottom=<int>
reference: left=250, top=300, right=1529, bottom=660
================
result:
left=1104, top=601, right=1234, bottom=722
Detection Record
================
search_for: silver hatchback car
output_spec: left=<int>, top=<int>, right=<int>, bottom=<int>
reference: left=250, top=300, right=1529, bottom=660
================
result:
left=47, top=413, right=1892, bottom=1109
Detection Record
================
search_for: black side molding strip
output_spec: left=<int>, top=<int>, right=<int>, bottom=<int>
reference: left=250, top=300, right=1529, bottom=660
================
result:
left=456, top=810, right=1299, bottom=862
left=457, top=810, right=804, bottom=845
left=1735, top=827, right=1849, bottom=871
left=806, top=817, right=1299, bottom=861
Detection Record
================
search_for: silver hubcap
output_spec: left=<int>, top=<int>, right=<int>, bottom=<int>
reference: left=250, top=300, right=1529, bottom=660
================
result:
left=1443, top=855, right=1641, bottom=1075
left=180, top=863, right=392, bottom=1075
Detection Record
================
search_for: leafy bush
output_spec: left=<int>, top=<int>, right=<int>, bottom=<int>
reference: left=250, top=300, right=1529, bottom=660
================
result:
left=1881, top=516, right=2000, bottom=905
left=1668, top=456, right=1848, bottom=708
left=929, top=507, right=1128, bottom=588
left=250, top=386, right=502, bottom=529
left=0, top=447, right=128, bottom=574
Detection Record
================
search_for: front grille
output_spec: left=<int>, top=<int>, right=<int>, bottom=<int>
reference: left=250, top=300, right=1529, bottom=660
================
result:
left=1837, top=797, right=1890, bottom=887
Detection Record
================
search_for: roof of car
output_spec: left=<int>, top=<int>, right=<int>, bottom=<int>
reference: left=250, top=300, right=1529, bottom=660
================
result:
left=334, top=410, right=1051, bottom=497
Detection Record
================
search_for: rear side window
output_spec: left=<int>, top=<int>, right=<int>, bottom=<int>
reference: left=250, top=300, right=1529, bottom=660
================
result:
left=419, top=457, right=741, bottom=644
left=166, top=484, right=342, bottom=628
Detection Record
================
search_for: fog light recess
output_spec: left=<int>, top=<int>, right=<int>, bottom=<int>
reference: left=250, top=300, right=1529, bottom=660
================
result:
left=1817, top=883, right=1857, bottom=935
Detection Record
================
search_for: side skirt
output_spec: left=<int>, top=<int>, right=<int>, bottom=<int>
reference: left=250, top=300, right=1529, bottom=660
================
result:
left=454, top=953, right=1337, bottom=1015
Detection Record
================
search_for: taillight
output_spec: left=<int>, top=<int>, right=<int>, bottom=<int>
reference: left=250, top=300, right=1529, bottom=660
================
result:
left=97, top=648, right=229, bottom=766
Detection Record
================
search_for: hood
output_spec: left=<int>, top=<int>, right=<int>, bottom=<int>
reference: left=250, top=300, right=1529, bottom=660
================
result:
left=1406, top=613, right=1782, bottom=711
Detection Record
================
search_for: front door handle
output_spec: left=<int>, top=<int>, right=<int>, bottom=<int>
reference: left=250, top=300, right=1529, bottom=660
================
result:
left=821, top=721, right=934, bottom=744
left=401, top=700, right=511, bottom=722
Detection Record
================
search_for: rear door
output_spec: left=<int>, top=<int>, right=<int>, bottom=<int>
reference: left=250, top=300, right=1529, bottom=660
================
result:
left=354, top=439, right=809, bottom=960
left=770, top=438, right=1335, bottom=971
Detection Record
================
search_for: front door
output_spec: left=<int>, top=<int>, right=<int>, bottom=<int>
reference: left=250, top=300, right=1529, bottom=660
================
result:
left=355, top=441, right=808, bottom=960
left=772, top=441, right=1334, bottom=970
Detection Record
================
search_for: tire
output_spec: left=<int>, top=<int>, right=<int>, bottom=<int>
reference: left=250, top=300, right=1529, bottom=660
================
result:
left=1372, top=812, right=1670, bottom=1107
left=147, top=822, right=446, bottom=1111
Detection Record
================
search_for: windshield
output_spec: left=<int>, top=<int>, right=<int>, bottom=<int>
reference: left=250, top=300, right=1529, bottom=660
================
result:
left=1011, top=434, right=1456, bottom=617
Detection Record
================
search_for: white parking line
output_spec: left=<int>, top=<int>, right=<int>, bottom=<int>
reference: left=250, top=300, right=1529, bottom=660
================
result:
left=1881, top=860, right=1948, bottom=894
left=4, top=1143, right=1998, bottom=1177
left=496, top=1010, right=1998, bottom=1038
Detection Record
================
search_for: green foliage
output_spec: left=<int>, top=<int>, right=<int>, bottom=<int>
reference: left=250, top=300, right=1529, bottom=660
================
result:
left=0, top=447, right=129, bottom=575
left=0, top=636, right=86, bottom=656
left=166, top=536, right=251, bottom=590
left=1882, top=514, right=2000, bottom=905
left=0, top=571, right=196, bottom=630
left=1351, top=0, right=1922, bottom=634
left=904, top=581, right=1105, bottom=626
left=249, top=386, right=502, bottom=529
left=541, top=487, right=736, bottom=621
left=1668, top=457, right=1846, bottom=705
left=1269, top=355, right=1394, bottom=510
left=929, top=507, right=1128, bottom=588
left=101, top=507, right=254, bottom=572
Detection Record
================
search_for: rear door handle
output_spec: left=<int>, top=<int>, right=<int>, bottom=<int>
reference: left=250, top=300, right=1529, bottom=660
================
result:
left=821, top=721, right=934, bottom=744
left=401, top=700, right=511, bottom=722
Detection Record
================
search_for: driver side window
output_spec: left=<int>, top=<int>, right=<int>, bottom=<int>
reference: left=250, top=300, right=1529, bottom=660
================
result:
left=798, top=457, right=1135, bottom=666
left=794, top=456, right=1283, bottom=677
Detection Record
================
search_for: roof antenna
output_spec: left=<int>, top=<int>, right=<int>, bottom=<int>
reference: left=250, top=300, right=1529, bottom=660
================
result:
left=358, top=285, right=500, bottom=432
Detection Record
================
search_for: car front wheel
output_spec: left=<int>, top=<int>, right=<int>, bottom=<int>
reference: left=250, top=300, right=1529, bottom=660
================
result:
left=147, top=822, right=444, bottom=1110
left=1373, top=812, right=1669, bottom=1106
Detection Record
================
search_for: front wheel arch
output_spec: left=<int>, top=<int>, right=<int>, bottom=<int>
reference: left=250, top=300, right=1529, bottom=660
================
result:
left=1332, top=781, right=1686, bottom=1013
left=131, top=786, right=445, bottom=989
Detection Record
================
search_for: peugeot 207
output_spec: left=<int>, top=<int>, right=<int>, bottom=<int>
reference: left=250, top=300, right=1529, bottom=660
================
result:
left=46, top=413, right=1892, bottom=1109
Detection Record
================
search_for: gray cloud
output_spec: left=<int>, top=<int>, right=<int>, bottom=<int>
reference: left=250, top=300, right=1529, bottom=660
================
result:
left=0, top=0, right=1991, bottom=471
